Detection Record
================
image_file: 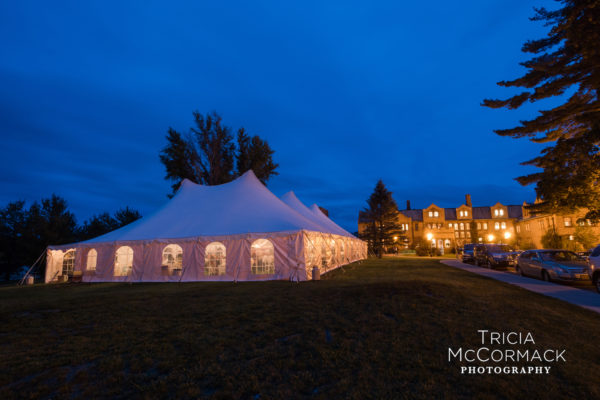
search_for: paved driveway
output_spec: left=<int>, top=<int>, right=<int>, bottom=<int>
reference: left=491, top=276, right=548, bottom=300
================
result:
left=441, top=259, right=600, bottom=314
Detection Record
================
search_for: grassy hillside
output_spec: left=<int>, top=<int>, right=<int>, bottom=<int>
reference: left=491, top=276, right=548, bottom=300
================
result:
left=1, top=257, right=598, bottom=399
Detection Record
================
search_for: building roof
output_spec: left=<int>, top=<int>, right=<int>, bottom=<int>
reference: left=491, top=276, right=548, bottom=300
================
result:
left=507, top=205, right=524, bottom=219
left=395, top=204, right=523, bottom=222
left=400, top=209, right=423, bottom=221
left=444, top=208, right=457, bottom=220
left=472, top=206, right=492, bottom=219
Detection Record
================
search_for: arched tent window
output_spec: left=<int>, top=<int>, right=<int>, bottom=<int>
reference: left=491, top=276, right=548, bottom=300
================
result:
left=86, top=249, right=97, bottom=271
left=62, top=250, right=75, bottom=276
left=114, top=246, right=134, bottom=277
left=251, top=239, right=274, bottom=275
left=162, top=244, right=183, bottom=276
left=205, top=242, right=226, bottom=276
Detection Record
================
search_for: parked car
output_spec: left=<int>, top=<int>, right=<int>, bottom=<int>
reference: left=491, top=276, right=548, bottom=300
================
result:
left=473, top=244, right=518, bottom=269
left=587, top=244, right=600, bottom=293
left=516, top=249, right=589, bottom=282
left=576, top=250, right=592, bottom=261
left=461, top=244, right=476, bottom=263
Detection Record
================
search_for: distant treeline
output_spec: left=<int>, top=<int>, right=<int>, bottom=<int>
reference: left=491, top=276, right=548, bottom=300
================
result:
left=0, top=195, right=140, bottom=280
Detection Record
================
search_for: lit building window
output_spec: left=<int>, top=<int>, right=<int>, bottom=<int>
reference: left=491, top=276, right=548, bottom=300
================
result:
left=449, top=223, right=453, bottom=228
left=494, top=209, right=498, bottom=217
left=525, top=223, right=530, bottom=231
left=477, top=222, right=481, bottom=230
left=569, top=235, right=574, bottom=241
left=205, top=242, right=226, bottom=275
left=460, top=232, right=465, bottom=238
left=516, top=225, right=521, bottom=233
left=251, top=239, right=275, bottom=274
left=459, top=211, right=463, bottom=217
left=162, top=244, right=183, bottom=276
left=501, top=222, right=506, bottom=229
left=467, top=231, right=471, bottom=238
left=62, top=250, right=75, bottom=276
left=434, top=211, right=439, bottom=217
left=428, top=211, right=433, bottom=217
left=114, top=246, right=133, bottom=277
left=86, top=249, right=97, bottom=271
left=483, top=223, right=488, bottom=230
left=564, top=217, right=572, bottom=227
left=464, top=211, right=469, bottom=217
left=494, top=222, right=500, bottom=230
left=460, top=223, right=464, bottom=230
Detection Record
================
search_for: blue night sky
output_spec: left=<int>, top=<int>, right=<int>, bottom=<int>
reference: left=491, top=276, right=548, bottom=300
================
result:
left=1, top=0, right=560, bottom=233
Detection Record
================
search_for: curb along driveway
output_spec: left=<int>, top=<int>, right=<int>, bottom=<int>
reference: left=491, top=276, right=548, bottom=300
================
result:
left=441, top=259, right=600, bottom=315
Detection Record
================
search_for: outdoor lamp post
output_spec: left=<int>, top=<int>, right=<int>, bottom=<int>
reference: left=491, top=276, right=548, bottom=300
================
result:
left=487, top=234, right=495, bottom=243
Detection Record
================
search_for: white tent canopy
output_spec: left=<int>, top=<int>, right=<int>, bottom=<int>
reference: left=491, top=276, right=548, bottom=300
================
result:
left=45, top=171, right=367, bottom=282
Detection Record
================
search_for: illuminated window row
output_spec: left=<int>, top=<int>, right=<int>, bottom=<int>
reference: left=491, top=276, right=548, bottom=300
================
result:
left=64, top=239, right=276, bottom=277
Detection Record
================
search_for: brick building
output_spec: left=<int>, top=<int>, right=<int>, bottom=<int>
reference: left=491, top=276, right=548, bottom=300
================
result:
left=358, top=194, right=599, bottom=253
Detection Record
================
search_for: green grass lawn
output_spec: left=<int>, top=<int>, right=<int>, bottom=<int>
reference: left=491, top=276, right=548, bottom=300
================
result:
left=1, top=257, right=599, bottom=399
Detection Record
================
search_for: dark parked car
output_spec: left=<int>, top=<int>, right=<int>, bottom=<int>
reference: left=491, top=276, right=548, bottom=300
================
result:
left=461, top=244, right=476, bottom=263
left=586, top=244, right=600, bottom=293
left=473, top=244, right=518, bottom=269
left=517, top=249, right=589, bottom=282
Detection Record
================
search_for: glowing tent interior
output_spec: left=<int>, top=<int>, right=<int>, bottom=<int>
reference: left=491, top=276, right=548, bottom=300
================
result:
left=45, top=171, right=367, bottom=282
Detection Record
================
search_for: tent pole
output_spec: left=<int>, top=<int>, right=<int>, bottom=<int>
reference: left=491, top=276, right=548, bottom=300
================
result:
left=19, top=250, right=46, bottom=285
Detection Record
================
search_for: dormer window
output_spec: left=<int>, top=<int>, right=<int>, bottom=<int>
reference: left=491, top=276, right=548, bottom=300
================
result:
left=428, top=211, right=433, bottom=217
left=494, top=209, right=505, bottom=217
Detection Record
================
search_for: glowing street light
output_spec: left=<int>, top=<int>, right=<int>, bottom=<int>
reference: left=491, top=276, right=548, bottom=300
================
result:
left=487, top=234, right=495, bottom=242
left=504, top=231, right=511, bottom=240
left=426, top=233, right=433, bottom=241
left=393, top=236, right=398, bottom=241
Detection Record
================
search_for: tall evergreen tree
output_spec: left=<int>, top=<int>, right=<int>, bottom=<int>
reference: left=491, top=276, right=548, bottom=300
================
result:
left=360, top=180, right=403, bottom=258
left=483, top=1, right=600, bottom=219
left=160, top=111, right=278, bottom=194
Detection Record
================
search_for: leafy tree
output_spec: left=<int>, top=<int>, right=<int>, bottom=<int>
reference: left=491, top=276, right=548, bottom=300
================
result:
left=79, top=207, right=141, bottom=241
left=0, top=201, right=27, bottom=280
left=412, top=237, right=434, bottom=257
left=236, top=128, right=278, bottom=185
left=114, top=207, right=142, bottom=227
left=359, top=180, right=403, bottom=258
left=160, top=111, right=278, bottom=194
left=0, top=196, right=142, bottom=280
left=469, top=221, right=479, bottom=244
left=0, top=195, right=78, bottom=280
left=483, top=1, right=600, bottom=219
left=541, top=229, right=562, bottom=249
left=573, top=225, right=599, bottom=250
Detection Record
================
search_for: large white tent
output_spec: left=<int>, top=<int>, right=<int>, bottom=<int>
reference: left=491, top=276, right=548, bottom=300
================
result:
left=45, top=171, right=366, bottom=283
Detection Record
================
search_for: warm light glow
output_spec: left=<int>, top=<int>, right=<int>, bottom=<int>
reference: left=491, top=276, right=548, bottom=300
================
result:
left=393, top=236, right=398, bottom=241
left=487, top=234, right=495, bottom=242
left=426, top=233, right=433, bottom=241
left=504, top=231, right=511, bottom=239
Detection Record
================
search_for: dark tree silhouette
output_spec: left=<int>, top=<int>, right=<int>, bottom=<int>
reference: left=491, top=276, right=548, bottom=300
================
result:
left=359, top=180, right=403, bottom=258
left=160, top=111, right=278, bottom=194
left=483, top=1, right=600, bottom=219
